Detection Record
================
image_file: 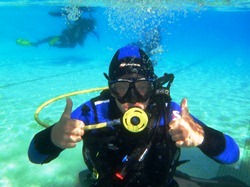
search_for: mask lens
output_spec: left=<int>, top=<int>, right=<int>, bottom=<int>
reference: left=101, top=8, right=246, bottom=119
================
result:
left=135, top=80, right=153, bottom=97
left=110, top=81, right=130, bottom=98
left=109, top=79, right=154, bottom=103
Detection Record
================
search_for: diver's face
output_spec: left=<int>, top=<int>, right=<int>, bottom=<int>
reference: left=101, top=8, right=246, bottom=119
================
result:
left=113, top=73, right=151, bottom=113
left=115, top=98, right=149, bottom=113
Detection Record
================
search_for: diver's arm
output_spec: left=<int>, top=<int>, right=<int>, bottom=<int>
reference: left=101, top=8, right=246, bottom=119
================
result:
left=196, top=119, right=240, bottom=164
left=169, top=100, right=240, bottom=164
left=28, top=125, right=64, bottom=164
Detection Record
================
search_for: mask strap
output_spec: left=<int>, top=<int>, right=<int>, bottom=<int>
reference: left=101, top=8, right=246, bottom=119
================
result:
left=103, top=73, right=111, bottom=82
left=155, top=73, right=174, bottom=89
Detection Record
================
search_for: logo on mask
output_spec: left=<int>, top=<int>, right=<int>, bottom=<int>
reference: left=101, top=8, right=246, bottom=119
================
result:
left=120, top=63, right=141, bottom=68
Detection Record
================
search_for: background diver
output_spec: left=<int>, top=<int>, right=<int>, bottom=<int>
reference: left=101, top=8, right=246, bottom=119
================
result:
left=16, top=14, right=99, bottom=48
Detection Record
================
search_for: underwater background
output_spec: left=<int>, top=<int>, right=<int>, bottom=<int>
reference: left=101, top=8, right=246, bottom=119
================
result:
left=0, top=0, right=249, bottom=186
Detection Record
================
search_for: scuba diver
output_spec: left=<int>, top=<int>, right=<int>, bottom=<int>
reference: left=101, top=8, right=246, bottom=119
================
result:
left=16, top=15, right=98, bottom=48
left=28, top=45, right=245, bottom=186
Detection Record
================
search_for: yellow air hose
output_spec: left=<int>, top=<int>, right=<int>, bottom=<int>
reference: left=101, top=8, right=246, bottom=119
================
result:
left=34, top=86, right=108, bottom=128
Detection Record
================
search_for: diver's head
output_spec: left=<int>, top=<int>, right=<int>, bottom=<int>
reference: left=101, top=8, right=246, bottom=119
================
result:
left=104, top=45, right=156, bottom=112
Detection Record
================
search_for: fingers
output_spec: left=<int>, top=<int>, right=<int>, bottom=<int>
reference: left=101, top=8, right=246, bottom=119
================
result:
left=169, top=98, right=200, bottom=147
left=169, top=125, right=186, bottom=147
left=168, top=117, right=179, bottom=129
left=68, top=134, right=83, bottom=144
left=175, top=141, right=185, bottom=147
left=169, top=120, right=188, bottom=142
left=54, top=122, right=84, bottom=149
left=64, top=119, right=84, bottom=132
left=62, top=98, right=73, bottom=118
left=51, top=98, right=85, bottom=149
left=64, top=120, right=85, bottom=140
left=71, top=124, right=85, bottom=136
left=180, top=98, right=189, bottom=117
left=169, top=131, right=185, bottom=142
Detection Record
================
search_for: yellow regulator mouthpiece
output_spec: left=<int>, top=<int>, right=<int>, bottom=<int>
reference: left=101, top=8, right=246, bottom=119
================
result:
left=122, top=108, right=148, bottom=133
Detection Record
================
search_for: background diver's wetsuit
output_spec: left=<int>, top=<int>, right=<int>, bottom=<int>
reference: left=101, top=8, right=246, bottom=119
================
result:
left=30, top=17, right=98, bottom=48
left=28, top=90, right=240, bottom=187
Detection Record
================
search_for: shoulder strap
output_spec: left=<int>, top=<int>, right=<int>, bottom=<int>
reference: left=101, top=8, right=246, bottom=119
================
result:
left=153, top=73, right=183, bottom=184
left=82, top=89, right=111, bottom=124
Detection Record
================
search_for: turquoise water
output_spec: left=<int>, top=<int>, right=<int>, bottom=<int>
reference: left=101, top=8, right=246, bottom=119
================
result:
left=0, top=1, right=250, bottom=187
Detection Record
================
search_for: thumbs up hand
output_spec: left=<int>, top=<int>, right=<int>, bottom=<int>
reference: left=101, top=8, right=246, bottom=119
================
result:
left=169, top=98, right=204, bottom=147
left=51, top=98, right=85, bottom=149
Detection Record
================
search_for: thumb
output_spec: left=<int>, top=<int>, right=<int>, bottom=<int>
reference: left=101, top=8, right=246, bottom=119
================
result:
left=180, top=98, right=189, bottom=117
left=62, top=98, right=73, bottom=118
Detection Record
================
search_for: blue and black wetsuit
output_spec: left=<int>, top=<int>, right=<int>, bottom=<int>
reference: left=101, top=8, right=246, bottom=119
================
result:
left=28, top=90, right=240, bottom=186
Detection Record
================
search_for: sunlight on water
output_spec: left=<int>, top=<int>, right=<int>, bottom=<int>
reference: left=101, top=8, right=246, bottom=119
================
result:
left=1, top=0, right=250, bottom=9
